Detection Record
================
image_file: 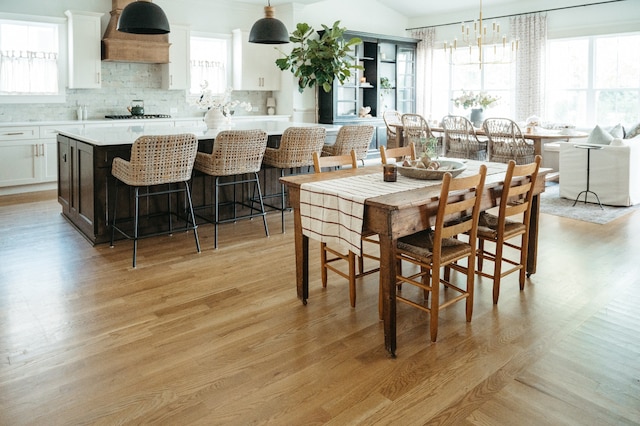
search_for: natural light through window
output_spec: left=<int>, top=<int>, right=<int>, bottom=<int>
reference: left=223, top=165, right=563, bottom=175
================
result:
left=0, top=19, right=60, bottom=96
left=546, top=33, right=640, bottom=127
left=190, top=35, right=229, bottom=95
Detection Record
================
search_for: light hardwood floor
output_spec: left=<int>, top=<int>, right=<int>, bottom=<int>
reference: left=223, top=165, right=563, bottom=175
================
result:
left=1, top=190, right=639, bottom=425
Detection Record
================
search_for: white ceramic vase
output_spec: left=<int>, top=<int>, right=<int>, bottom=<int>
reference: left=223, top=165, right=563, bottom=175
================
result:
left=204, top=108, right=226, bottom=129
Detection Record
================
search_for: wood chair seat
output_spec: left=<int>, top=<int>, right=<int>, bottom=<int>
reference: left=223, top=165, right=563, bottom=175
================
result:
left=475, top=156, right=541, bottom=304
left=313, top=149, right=379, bottom=308
left=394, top=165, right=487, bottom=342
left=193, top=129, right=269, bottom=249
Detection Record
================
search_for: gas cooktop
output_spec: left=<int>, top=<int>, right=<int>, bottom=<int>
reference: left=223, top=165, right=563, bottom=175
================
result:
left=105, top=114, right=172, bottom=119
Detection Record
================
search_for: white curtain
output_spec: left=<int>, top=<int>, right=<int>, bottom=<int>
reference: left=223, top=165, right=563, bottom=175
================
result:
left=410, top=27, right=436, bottom=117
left=190, top=60, right=226, bottom=94
left=0, top=50, right=58, bottom=94
left=510, top=13, right=547, bottom=121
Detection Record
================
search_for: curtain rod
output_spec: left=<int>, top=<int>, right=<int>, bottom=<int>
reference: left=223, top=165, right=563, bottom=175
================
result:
left=406, top=0, right=626, bottom=31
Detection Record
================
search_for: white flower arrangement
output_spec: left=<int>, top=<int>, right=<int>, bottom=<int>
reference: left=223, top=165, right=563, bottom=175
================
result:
left=194, top=82, right=252, bottom=116
left=452, top=90, right=499, bottom=109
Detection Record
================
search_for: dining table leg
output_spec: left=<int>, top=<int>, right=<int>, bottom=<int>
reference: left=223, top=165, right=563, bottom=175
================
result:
left=526, top=193, right=541, bottom=277
left=379, top=233, right=397, bottom=357
left=289, top=187, right=309, bottom=304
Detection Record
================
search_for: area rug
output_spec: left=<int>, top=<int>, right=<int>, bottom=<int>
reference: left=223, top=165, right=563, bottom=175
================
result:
left=540, top=182, right=640, bottom=224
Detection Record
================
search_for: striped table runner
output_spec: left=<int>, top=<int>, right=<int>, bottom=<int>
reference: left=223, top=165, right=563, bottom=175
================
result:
left=299, top=161, right=507, bottom=256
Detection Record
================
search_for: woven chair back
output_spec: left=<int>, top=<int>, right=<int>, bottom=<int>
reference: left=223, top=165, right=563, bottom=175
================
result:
left=401, top=113, right=434, bottom=153
left=331, top=125, right=375, bottom=161
left=383, top=110, right=402, bottom=134
left=266, top=126, right=326, bottom=168
left=197, top=129, right=268, bottom=176
left=112, top=133, right=198, bottom=186
left=442, top=115, right=487, bottom=161
left=482, top=118, right=535, bottom=165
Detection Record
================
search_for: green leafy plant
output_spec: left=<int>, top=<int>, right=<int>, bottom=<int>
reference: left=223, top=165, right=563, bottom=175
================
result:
left=275, top=21, right=362, bottom=93
left=380, top=77, right=392, bottom=92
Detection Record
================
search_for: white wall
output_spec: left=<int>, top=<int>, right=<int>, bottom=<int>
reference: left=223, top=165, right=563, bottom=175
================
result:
left=409, top=1, right=640, bottom=43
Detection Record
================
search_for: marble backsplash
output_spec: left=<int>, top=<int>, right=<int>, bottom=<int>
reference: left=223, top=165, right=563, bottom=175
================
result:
left=0, top=62, right=270, bottom=123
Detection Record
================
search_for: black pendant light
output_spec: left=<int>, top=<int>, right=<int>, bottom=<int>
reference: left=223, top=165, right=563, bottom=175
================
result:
left=118, top=0, right=170, bottom=35
left=249, top=1, right=289, bottom=44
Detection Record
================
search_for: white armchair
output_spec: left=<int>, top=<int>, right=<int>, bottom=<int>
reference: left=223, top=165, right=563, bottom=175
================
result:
left=559, top=137, right=640, bottom=206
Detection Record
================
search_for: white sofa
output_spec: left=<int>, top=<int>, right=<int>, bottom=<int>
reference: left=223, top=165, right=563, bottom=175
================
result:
left=559, top=137, right=640, bottom=206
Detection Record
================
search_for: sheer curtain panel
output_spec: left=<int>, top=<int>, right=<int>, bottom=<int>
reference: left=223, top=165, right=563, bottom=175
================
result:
left=510, top=13, right=547, bottom=121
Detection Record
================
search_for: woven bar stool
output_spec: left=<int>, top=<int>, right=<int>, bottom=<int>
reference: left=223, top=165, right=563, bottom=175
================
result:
left=193, top=129, right=269, bottom=249
left=110, top=133, right=200, bottom=268
left=321, top=125, right=375, bottom=165
left=262, top=126, right=326, bottom=232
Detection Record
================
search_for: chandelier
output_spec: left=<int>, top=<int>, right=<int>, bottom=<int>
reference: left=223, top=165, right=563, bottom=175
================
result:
left=444, top=0, right=518, bottom=69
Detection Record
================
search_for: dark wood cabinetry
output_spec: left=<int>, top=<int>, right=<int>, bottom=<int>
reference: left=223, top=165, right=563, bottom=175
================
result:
left=57, top=133, right=300, bottom=245
left=58, top=134, right=129, bottom=244
left=318, top=31, right=419, bottom=153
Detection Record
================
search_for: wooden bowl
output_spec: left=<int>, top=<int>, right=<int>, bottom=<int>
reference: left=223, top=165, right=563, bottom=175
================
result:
left=397, top=159, right=466, bottom=180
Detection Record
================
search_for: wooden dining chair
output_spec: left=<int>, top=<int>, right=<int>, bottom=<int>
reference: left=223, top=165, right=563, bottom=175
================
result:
left=380, top=142, right=416, bottom=164
left=476, top=155, right=541, bottom=304
left=312, top=149, right=379, bottom=308
left=483, top=118, right=536, bottom=165
left=394, top=164, right=487, bottom=342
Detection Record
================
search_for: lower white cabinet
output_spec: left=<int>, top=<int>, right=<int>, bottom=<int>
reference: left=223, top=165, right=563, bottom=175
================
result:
left=0, top=125, right=71, bottom=189
left=0, top=126, right=57, bottom=187
left=0, top=139, right=56, bottom=187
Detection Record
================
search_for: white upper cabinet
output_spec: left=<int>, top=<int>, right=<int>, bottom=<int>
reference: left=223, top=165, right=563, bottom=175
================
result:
left=162, top=25, right=190, bottom=90
left=65, top=10, right=103, bottom=89
left=232, top=29, right=281, bottom=91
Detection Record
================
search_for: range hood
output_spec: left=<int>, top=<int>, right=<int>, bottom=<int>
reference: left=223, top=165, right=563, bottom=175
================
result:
left=102, top=0, right=170, bottom=63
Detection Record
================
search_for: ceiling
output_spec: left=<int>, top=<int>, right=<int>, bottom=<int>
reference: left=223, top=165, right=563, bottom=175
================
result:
left=229, top=0, right=615, bottom=25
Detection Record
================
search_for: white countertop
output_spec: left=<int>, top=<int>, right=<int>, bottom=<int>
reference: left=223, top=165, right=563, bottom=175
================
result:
left=57, top=121, right=342, bottom=146
left=0, top=115, right=290, bottom=128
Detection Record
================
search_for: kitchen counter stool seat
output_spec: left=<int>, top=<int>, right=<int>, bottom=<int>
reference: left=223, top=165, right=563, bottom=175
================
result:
left=110, top=133, right=200, bottom=268
left=193, top=129, right=269, bottom=249
left=262, top=126, right=327, bottom=232
left=321, top=125, right=375, bottom=165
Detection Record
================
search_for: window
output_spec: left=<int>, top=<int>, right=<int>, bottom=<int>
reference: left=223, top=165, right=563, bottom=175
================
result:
left=430, top=48, right=515, bottom=121
left=190, top=35, right=230, bottom=95
left=546, top=33, right=640, bottom=127
left=0, top=16, right=64, bottom=102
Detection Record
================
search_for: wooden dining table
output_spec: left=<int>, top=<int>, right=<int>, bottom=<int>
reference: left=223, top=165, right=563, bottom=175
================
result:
left=391, top=124, right=588, bottom=156
left=281, top=161, right=550, bottom=357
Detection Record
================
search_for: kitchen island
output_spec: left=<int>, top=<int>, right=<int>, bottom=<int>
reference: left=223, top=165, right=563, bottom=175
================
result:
left=57, top=121, right=341, bottom=244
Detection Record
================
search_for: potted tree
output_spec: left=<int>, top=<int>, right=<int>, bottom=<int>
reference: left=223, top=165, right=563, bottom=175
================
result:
left=275, top=21, right=361, bottom=122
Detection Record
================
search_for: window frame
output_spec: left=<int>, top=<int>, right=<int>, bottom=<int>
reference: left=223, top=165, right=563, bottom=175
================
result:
left=188, top=31, right=232, bottom=100
left=430, top=47, right=516, bottom=120
left=545, top=32, right=640, bottom=127
left=0, top=13, right=67, bottom=104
